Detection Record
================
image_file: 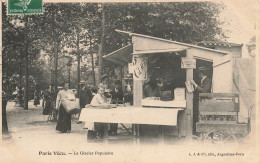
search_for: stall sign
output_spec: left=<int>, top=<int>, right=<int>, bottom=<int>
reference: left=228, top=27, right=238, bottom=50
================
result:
left=181, top=57, right=196, bottom=69
left=130, top=56, right=148, bottom=80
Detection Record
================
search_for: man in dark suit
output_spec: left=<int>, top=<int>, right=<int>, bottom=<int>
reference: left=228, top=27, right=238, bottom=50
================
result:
left=190, top=66, right=212, bottom=93
left=109, top=80, right=124, bottom=136
left=190, top=66, right=212, bottom=135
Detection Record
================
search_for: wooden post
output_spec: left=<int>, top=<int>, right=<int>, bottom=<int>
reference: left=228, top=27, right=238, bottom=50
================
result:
left=178, top=49, right=194, bottom=137
left=104, top=123, right=108, bottom=144
left=159, top=125, right=165, bottom=144
left=185, top=49, right=194, bottom=136
left=133, top=79, right=142, bottom=143
left=133, top=80, right=143, bottom=107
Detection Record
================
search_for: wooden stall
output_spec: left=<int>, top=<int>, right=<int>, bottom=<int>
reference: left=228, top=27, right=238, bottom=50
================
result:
left=103, top=30, right=232, bottom=137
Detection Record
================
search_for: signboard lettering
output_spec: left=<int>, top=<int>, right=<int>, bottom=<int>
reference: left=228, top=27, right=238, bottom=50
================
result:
left=181, top=57, right=196, bottom=69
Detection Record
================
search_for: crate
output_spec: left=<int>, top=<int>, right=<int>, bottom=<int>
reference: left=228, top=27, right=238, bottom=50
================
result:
left=199, top=93, right=239, bottom=112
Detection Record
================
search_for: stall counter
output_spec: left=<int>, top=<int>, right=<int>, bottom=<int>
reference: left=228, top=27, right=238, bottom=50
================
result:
left=79, top=106, right=183, bottom=126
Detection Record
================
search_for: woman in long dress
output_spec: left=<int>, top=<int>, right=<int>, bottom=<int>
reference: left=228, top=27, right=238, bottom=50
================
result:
left=42, top=90, right=52, bottom=115
left=55, top=83, right=74, bottom=133
left=33, top=90, right=40, bottom=107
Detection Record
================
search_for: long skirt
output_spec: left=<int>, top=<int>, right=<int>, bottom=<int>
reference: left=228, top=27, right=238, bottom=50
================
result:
left=34, top=96, right=40, bottom=105
left=56, top=104, right=71, bottom=133
left=42, top=99, right=52, bottom=115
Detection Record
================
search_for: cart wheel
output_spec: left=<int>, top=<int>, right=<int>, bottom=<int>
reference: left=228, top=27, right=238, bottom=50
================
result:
left=203, top=129, right=237, bottom=144
left=184, top=135, right=201, bottom=145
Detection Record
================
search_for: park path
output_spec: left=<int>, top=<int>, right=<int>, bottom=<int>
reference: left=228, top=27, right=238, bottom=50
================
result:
left=0, top=101, right=258, bottom=163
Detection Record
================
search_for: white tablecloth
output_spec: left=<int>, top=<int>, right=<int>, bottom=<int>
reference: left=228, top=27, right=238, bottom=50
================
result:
left=79, top=106, right=183, bottom=126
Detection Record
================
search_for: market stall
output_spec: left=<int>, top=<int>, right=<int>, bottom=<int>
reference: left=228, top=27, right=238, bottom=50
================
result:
left=103, top=30, right=232, bottom=137
left=80, top=30, right=236, bottom=142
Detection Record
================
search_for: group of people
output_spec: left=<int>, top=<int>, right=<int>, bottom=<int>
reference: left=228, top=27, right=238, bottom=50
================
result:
left=32, top=88, right=54, bottom=115
left=85, top=81, right=124, bottom=140
left=53, top=66, right=212, bottom=139
left=55, top=75, right=124, bottom=139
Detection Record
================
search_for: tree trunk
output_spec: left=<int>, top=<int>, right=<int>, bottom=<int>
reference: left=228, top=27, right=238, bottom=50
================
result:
left=53, top=13, right=58, bottom=96
left=54, top=41, right=58, bottom=95
left=2, top=92, right=9, bottom=135
left=24, top=16, right=29, bottom=110
left=19, top=54, right=22, bottom=87
left=68, top=69, right=71, bottom=89
left=91, top=53, right=96, bottom=86
left=24, top=45, right=29, bottom=110
left=77, top=31, right=80, bottom=98
left=98, top=4, right=106, bottom=84
left=90, top=37, right=96, bottom=86
left=50, top=68, right=54, bottom=94
left=16, top=53, right=24, bottom=107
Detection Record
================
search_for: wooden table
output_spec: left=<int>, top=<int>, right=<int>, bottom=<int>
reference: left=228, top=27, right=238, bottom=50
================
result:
left=79, top=106, right=184, bottom=143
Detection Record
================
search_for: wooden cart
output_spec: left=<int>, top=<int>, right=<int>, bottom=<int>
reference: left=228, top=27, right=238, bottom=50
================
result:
left=187, top=93, right=252, bottom=144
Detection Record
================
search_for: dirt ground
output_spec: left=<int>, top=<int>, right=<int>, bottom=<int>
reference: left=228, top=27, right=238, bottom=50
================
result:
left=1, top=100, right=259, bottom=163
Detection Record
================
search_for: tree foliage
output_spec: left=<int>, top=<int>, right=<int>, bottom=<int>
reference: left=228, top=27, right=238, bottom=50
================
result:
left=97, top=2, right=226, bottom=78
left=2, top=2, right=226, bottom=96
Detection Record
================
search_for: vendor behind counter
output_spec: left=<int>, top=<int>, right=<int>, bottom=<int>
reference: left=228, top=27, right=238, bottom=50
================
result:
left=143, top=77, right=182, bottom=101
left=143, top=77, right=161, bottom=98
left=140, top=53, right=186, bottom=138
left=144, top=53, right=186, bottom=100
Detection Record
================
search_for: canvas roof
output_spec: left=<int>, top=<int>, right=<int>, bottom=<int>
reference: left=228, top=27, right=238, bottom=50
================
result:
left=103, top=44, right=133, bottom=66
left=103, top=30, right=229, bottom=65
